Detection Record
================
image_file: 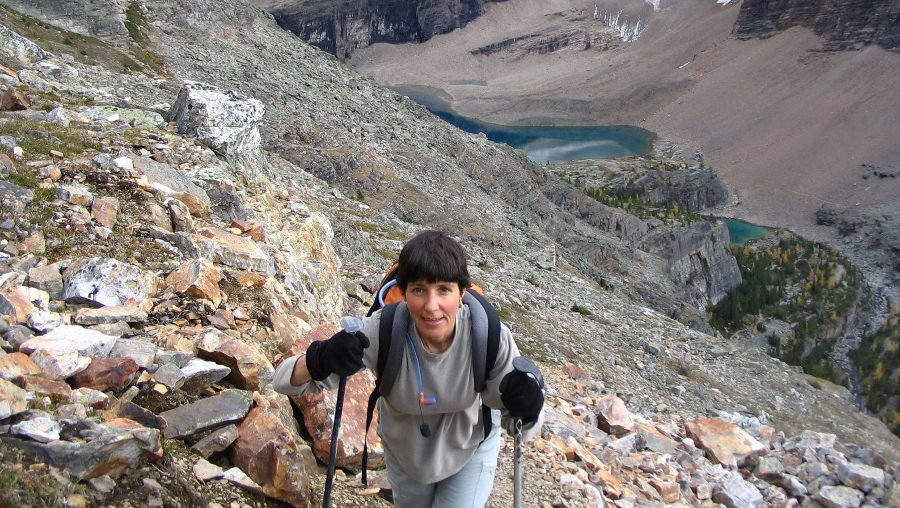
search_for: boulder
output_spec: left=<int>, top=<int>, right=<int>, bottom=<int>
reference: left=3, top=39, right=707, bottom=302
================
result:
left=27, top=264, right=64, bottom=301
left=74, top=303, right=148, bottom=325
left=151, top=363, right=185, bottom=390
left=0, top=24, right=49, bottom=63
left=192, top=424, right=239, bottom=458
left=0, top=351, right=41, bottom=381
left=179, top=358, right=231, bottom=393
left=71, top=357, right=139, bottom=392
left=166, top=197, right=193, bottom=233
left=596, top=395, right=635, bottom=436
left=18, top=374, right=72, bottom=402
left=196, top=328, right=273, bottom=390
left=0, top=377, right=29, bottom=419
left=11, top=414, right=61, bottom=442
left=836, top=462, right=884, bottom=493
left=164, top=259, right=223, bottom=306
left=8, top=425, right=163, bottom=480
left=685, top=417, right=766, bottom=467
left=90, top=196, right=120, bottom=228
left=0, top=180, right=33, bottom=215
left=20, top=325, right=117, bottom=358
left=134, top=156, right=210, bottom=217
left=713, top=471, right=763, bottom=508
left=160, top=389, right=252, bottom=439
left=56, top=184, right=93, bottom=207
left=230, top=390, right=315, bottom=507
left=27, top=309, right=67, bottom=333
left=109, top=338, right=157, bottom=369
left=0, top=286, right=36, bottom=324
left=29, top=349, right=92, bottom=379
left=70, top=387, right=110, bottom=410
left=193, top=226, right=274, bottom=275
left=815, top=485, right=864, bottom=508
left=62, top=258, right=158, bottom=307
left=169, top=81, right=265, bottom=158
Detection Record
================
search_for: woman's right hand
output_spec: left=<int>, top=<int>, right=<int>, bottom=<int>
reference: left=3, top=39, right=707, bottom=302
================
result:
left=305, top=329, right=370, bottom=380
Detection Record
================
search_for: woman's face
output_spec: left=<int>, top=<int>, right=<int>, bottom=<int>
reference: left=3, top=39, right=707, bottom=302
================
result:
left=403, top=279, right=464, bottom=345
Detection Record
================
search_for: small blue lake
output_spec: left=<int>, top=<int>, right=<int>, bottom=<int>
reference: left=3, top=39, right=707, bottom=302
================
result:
left=395, top=86, right=656, bottom=163
left=724, top=218, right=769, bottom=245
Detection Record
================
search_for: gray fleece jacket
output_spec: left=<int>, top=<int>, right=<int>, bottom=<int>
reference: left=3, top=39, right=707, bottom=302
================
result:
left=272, top=304, right=543, bottom=484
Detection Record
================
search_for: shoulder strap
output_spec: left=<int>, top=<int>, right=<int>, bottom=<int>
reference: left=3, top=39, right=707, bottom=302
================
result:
left=463, top=291, right=501, bottom=391
left=363, top=302, right=408, bottom=485
left=380, top=302, right=408, bottom=397
left=464, top=290, right=502, bottom=442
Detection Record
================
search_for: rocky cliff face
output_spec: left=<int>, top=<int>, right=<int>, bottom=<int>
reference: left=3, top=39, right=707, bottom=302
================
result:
left=252, top=0, right=492, bottom=59
left=0, top=0, right=131, bottom=46
left=734, top=0, right=900, bottom=51
left=548, top=143, right=737, bottom=328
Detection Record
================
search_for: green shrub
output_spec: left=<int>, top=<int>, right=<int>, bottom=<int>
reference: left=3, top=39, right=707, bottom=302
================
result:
left=570, top=303, right=593, bottom=316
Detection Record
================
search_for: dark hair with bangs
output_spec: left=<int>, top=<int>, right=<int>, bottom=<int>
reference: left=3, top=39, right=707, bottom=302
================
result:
left=395, top=230, right=471, bottom=291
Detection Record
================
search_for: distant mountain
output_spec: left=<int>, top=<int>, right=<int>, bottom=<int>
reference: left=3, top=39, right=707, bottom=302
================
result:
left=252, top=0, right=498, bottom=58
left=734, top=0, right=900, bottom=51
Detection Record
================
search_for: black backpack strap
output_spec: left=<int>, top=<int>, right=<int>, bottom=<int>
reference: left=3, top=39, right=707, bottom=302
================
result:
left=464, top=291, right=489, bottom=392
left=463, top=290, right=502, bottom=441
left=381, top=302, right=408, bottom=397
left=362, top=380, right=380, bottom=486
left=362, top=302, right=409, bottom=484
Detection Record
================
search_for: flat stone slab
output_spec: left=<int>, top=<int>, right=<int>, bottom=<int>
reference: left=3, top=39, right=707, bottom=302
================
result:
left=20, top=325, right=117, bottom=358
left=160, top=389, right=252, bottom=439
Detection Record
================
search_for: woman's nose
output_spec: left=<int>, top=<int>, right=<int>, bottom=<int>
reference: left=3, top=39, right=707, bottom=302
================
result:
left=424, top=293, right=440, bottom=310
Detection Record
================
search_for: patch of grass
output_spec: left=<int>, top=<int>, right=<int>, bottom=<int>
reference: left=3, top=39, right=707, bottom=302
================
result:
left=398, top=213, right=420, bottom=225
left=570, top=303, right=593, bottom=316
left=0, top=448, right=85, bottom=507
left=0, top=118, right=100, bottom=158
left=124, top=2, right=150, bottom=46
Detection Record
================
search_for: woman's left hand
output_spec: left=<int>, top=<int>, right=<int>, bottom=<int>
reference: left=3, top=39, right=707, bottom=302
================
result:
left=500, top=369, right=544, bottom=423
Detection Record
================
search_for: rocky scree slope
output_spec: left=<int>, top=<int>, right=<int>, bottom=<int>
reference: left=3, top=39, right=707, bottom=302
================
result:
left=0, top=1, right=898, bottom=507
left=133, top=0, right=743, bottom=334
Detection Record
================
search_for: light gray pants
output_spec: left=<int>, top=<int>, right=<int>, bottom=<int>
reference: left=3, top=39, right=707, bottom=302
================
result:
left=385, top=424, right=501, bottom=508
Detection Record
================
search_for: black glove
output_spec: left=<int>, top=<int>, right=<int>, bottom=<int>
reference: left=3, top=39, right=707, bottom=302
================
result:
left=500, top=370, right=544, bottom=423
left=305, top=329, right=370, bottom=381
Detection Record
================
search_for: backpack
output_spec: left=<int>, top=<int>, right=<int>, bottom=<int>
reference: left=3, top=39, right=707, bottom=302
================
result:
left=361, top=264, right=501, bottom=485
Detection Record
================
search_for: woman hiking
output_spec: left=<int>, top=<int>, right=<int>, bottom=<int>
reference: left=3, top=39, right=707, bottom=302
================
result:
left=273, top=230, right=545, bottom=507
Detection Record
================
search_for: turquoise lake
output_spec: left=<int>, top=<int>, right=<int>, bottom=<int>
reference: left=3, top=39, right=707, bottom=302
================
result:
left=724, top=218, right=768, bottom=245
left=396, top=86, right=656, bottom=163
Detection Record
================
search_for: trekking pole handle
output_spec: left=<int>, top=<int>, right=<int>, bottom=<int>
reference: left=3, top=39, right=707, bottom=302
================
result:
left=512, top=356, right=544, bottom=389
left=340, top=316, right=364, bottom=333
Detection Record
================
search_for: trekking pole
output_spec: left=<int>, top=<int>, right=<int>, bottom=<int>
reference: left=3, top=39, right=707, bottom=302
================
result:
left=513, top=417, right=524, bottom=508
left=323, top=375, right=346, bottom=508
left=323, top=316, right=364, bottom=508
left=510, top=356, right=544, bottom=508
